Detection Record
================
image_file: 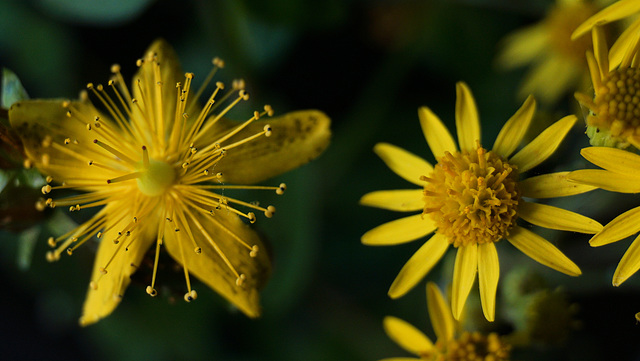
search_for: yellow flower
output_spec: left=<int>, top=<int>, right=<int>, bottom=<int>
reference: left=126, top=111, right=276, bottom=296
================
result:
left=496, top=0, right=598, bottom=105
left=574, top=25, right=640, bottom=149
left=381, top=282, right=511, bottom=361
left=572, top=0, right=640, bottom=68
left=569, top=147, right=640, bottom=286
left=361, top=82, right=601, bottom=322
left=8, top=39, right=331, bottom=325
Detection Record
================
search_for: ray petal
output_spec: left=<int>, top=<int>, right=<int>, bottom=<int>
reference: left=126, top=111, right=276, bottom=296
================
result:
left=507, top=226, right=581, bottom=276
left=518, top=201, right=603, bottom=234
left=360, top=189, right=425, bottom=212
left=451, top=244, right=478, bottom=320
left=477, top=242, right=499, bottom=322
left=383, top=316, right=434, bottom=356
left=388, top=233, right=449, bottom=298
left=426, top=282, right=455, bottom=342
left=612, top=234, right=640, bottom=286
left=592, top=26, right=609, bottom=78
left=510, top=115, right=576, bottom=173
left=492, top=95, right=536, bottom=158
left=362, top=214, right=437, bottom=246
left=374, top=143, right=433, bottom=186
left=590, top=205, right=640, bottom=246
left=495, top=23, right=548, bottom=69
left=571, top=0, right=640, bottom=39
left=567, top=169, right=640, bottom=193
left=609, top=19, right=640, bottom=70
left=418, top=106, right=457, bottom=160
left=455, top=82, right=481, bottom=152
left=581, top=146, right=640, bottom=175
left=520, top=171, right=597, bottom=198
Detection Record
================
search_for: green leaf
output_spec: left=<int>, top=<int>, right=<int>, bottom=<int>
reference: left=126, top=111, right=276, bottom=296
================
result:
left=1, top=68, right=29, bottom=109
left=17, top=225, right=40, bottom=271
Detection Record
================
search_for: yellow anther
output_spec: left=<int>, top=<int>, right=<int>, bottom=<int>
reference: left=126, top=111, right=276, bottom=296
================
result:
left=89, top=281, right=98, bottom=290
left=194, top=247, right=202, bottom=254
left=264, top=205, right=276, bottom=218
left=97, top=232, right=103, bottom=239
left=41, top=185, right=51, bottom=194
left=46, top=251, right=60, bottom=262
left=47, top=237, right=56, bottom=247
left=146, top=286, right=157, bottom=297
left=64, top=138, right=71, bottom=144
left=66, top=248, right=73, bottom=256
left=46, top=176, right=53, bottom=183
left=86, top=83, right=94, bottom=89
left=263, top=125, right=272, bottom=137
left=264, top=105, right=274, bottom=116
left=250, top=245, right=259, bottom=258
left=99, top=267, right=108, bottom=275
left=276, top=183, right=287, bottom=195
left=248, top=212, right=257, bottom=224
left=236, top=274, right=246, bottom=287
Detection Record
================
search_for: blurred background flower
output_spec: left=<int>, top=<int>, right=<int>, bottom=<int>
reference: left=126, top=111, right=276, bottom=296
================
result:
left=1, top=0, right=640, bottom=360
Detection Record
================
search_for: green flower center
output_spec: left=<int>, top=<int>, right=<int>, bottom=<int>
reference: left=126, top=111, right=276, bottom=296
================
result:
left=136, top=158, right=176, bottom=197
left=423, top=146, right=520, bottom=247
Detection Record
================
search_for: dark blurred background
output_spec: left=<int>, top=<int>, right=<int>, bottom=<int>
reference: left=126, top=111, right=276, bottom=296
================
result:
left=1, top=0, right=640, bottom=360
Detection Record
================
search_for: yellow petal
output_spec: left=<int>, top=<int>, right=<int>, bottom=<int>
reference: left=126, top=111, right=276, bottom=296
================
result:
left=451, top=244, right=478, bottom=320
left=571, top=0, right=640, bottom=39
left=388, top=233, right=449, bottom=298
left=477, top=242, right=499, bottom=322
left=612, top=234, right=640, bottom=286
left=518, top=53, right=581, bottom=105
left=80, top=206, right=156, bottom=326
left=202, top=110, right=331, bottom=184
left=131, top=39, right=186, bottom=128
left=495, top=23, right=548, bottom=69
left=520, top=171, right=597, bottom=198
left=418, top=106, right=457, bottom=160
left=455, top=82, right=481, bottom=152
left=590, top=205, right=640, bottom=247
left=426, top=282, right=455, bottom=342
left=507, top=226, right=581, bottom=276
left=492, top=95, right=536, bottom=158
left=609, top=19, right=640, bottom=70
left=163, top=209, right=270, bottom=318
left=592, top=26, right=609, bottom=79
left=362, top=214, right=437, bottom=246
left=567, top=169, right=640, bottom=193
left=360, top=189, right=425, bottom=212
left=374, top=143, right=433, bottom=186
left=383, top=316, right=434, bottom=356
left=518, top=201, right=603, bottom=234
left=580, top=146, right=640, bottom=175
left=510, top=115, right=577, bottom=173
left=9, top=99, right=125, bottom=187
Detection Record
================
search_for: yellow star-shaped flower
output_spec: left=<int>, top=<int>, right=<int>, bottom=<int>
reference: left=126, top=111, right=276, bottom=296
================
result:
left=9, top=39, right=331, bottom=325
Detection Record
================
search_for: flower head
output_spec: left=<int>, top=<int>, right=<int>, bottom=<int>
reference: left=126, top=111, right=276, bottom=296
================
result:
left=381, top=282, right=511, bottom=361
left=569, top=146, right=640, bottom=286
left=9, top=39, right=331, bottom=325
left=574, top=26, right=640, bottom=149
left=497, top=0, right=598, bottom=104
left=361, top=82, right=600, bottom=321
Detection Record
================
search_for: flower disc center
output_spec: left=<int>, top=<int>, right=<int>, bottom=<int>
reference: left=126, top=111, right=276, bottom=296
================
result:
left=423, top=146, right=520, bottom=247
left=590, top=67, right=640, bottom=141
left=136, top=159, right=176, bottom=197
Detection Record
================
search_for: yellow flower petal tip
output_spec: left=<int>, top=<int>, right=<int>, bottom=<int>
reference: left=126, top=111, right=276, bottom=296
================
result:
left=10, top=39, right=330, bottom=324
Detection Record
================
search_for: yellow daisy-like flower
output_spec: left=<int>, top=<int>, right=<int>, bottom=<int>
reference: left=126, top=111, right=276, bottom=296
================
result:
left=381, top=282, right=511, bottom=361
left=569, top=146, right=640, bottom=286
left=574, top=25, right=640, bottom=149
left=8, top=39, right=330, bottom=325
left=361, top=82, right=601, bottom=321
left=572, top=0, right=640, bottom=68
left=496, top=0, right=598, bottom=104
